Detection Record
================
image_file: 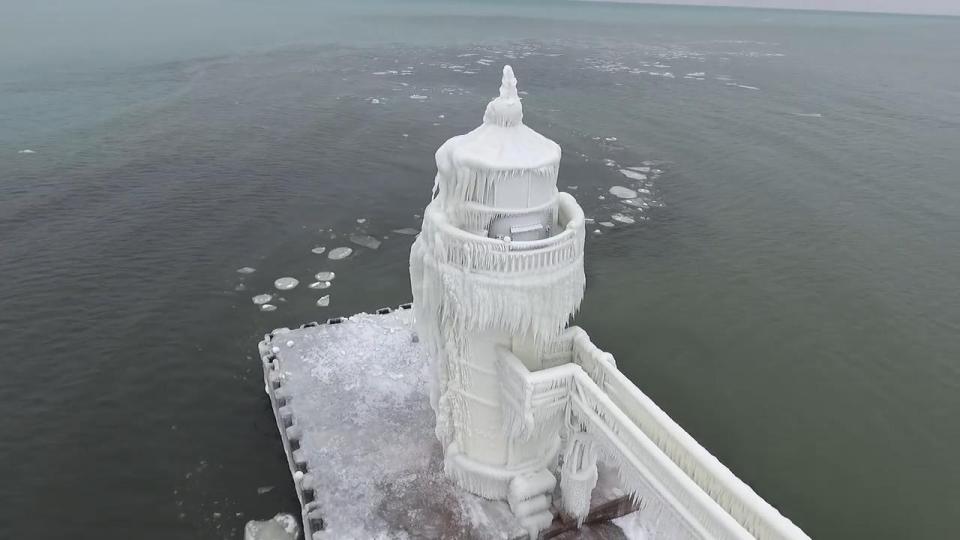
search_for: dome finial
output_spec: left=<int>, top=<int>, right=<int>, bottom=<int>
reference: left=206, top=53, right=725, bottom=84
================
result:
left=500, top=65, right=518, bottom=100
left=484, top=65, right=523, bottom=127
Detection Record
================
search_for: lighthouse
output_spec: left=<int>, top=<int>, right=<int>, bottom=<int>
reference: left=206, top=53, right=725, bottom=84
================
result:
left=410, top=65, right=586, bottom=532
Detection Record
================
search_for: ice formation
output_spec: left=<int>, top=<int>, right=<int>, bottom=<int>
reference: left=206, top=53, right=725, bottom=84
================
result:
left=408, top=66, right=809, bottom=540
left=309, top=281, right=331, bottom=290
left=328, top=247, right=353, bottom=260
left=237, top=267, right=257, bottom=274
left=609, top=186, right=638, bottom=199
left=619, top=169, right=648, bottom=181
left=260, top=304, right=277, bottom=312
left=243, top=513, right=299, bottom=540
left=311, top=246, right=326, bottom=255
left=314, top=271, right=336, bottom=281
left=349, top=233, right=381, bottom=250
left=273, top=277, right=299, bottom=291
left=316, top=295, right=330, bottom=307
left=252, top=294, right=273, bottom=305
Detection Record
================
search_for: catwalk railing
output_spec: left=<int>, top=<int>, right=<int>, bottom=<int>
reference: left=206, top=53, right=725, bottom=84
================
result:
left=497, top=329, right=810, bottom=540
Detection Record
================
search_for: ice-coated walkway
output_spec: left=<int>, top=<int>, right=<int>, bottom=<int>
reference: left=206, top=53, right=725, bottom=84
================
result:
left=257, top=306, right=643, bottom=539
left=258, top=306, right=531, bottom=539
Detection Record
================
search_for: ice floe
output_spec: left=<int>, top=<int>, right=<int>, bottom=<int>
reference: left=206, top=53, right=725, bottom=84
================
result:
left=600, top=221, right=615, bottom=228
left=611, top=213, right=636, bottom=224
left=391, top=228, right=419, bottom=236
left=252, top=294, right=272, bottom=305
left=273, top=277, right=299, bottom=291
left=314, top=271, right=336, bottom=281
left=349, top=234, right=381, bottom=250
left=260, top=304, right=277, bottom=312
left=619, top=169, right=647, bottom=181
left=18, top=149, right=36, bottom=154
left=328, top=247, right=353, bottom=260
left=309, top=281, right=331, bottom=290
left=311, top=247, right=326, bottom=255
left=609, top=186, right=638, bottom=199
left=410, top=94, right=428, bottom=100
left=316, top=295, right=331, bottom=307
left=237, top=267, right=256, bottom=274
left=244, top=513, right=299, bottom=540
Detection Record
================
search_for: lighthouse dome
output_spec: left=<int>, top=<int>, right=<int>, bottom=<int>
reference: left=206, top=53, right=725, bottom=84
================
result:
left=435, top=66, right=561, bottom=210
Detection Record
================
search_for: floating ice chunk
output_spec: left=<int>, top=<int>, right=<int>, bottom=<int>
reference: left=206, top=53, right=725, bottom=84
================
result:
left=285, top=340, right=294, bottom=348
left=392, top=228, right=419, bottom=235
left=311, top=246, right=326, bottom=255
left=622, top=198, right=649, bottom=209
left=410, top=94, right=428, bottom=100
left=273, top=277, right=299, bottom=291
left=602, top=158, right=617, bottom=167
left=598, top=195, right=605, bottom=200
left=316, top=295, right=330, bottom=307
left=314, top=271, right=336, bottom=281
left=309, top=281, right=331, bottom=290
left=611, top=213, right=636, bottom=224
left=18, top=149, right=36, bottom=154
left=370, top=98, right=380, bottom=104
left=567, top=185, right=578, bottom=190
left=686, top=72, right=706, bottom=78
left=260, top=304, right=277, bottom=312
left=619, top=169, right=647, bottom=181
left=604, top=137, right=617, bottom=142
left=402, top=133, right=409, bottom=138
left=584, top=218, right=595, bottom=224
left=609, top=186, right=638, bottom=199
left=600, top=221, right=615, bottom=228
left=328, top=247, right=353, bottom=260
left=593, top=229, right=602, bottom=235
left=237, top=267, right=256, bottom=274
left=627, top=166, right=650, bottom=173
left=256, top=486, right=274, bottom=495
left=792, top=112, right=823, bottom=118
left=356, top=218, right=367, bottom=224
left=243, top=513, right=300, bottom=540
left=252, top=294, right=272, bottom=305
left=350, top=234, right=381, bottom=250
left=235, top=283, right=247, bottom=292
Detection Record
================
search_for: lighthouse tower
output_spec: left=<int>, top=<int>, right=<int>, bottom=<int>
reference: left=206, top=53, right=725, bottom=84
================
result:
left=410, top=66, right=586, bottom=529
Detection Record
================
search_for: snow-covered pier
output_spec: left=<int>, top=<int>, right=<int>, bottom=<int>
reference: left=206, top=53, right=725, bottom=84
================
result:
left=258, top=307, right=644, bottom=538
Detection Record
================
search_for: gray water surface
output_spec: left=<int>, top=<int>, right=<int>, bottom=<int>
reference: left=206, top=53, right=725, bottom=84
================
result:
left=2, top=1, right=959, bottom=538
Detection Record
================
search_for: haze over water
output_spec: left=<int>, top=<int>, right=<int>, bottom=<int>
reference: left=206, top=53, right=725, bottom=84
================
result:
left=2, top=1, right=959, bottom=538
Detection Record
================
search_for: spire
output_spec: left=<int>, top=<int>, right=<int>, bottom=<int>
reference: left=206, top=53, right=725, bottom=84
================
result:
left=500, top=65, right=519, bottom=100
left=484, top=65, right=523, bottom=127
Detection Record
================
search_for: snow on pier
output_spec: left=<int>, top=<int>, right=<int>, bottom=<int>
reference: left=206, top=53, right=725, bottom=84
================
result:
left=258, top=307, right=653, bottom=539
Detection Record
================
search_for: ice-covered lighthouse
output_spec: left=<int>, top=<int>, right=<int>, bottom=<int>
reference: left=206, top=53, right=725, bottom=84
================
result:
left=409, top=66, right=811, bottom=539
left=260, top=65, right=810, bottom=540
left=410, top=65, right=585, bottom=528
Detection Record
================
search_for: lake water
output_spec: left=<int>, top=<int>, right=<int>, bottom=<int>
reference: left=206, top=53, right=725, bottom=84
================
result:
left=2, top=1, right=959, bottom=538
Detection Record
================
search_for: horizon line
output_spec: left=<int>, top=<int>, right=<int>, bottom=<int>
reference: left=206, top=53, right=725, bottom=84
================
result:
left=572, top=0, right=960, bottom=18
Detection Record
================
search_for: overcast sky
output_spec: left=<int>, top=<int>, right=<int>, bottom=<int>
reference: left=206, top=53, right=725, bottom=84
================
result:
left=597, top=1, right=960, bottom=16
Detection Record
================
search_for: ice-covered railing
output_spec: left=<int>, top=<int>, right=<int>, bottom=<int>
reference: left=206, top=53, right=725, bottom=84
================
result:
left=497, top=332, right=810, bottom=540
left=420, top=192, right=584, bottom=273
